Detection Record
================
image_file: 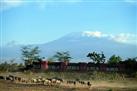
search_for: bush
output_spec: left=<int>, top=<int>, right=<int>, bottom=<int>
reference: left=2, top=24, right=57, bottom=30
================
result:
left=0, top=60, right=24, bottom=72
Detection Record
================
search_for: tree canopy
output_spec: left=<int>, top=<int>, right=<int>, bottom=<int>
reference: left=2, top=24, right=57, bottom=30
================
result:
left=108, top=55, right=122, bottom=64
left=87, top=51, right=105, bottom=64
left=54, top=51, right=72, bottom=62
left=21, top=46, right=40, bottom=66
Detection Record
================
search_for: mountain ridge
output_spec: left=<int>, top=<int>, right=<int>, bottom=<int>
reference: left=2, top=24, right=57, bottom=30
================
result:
left=0, top=32, right=137, bottom=63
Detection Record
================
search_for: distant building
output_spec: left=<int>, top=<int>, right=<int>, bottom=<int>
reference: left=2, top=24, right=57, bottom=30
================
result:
left=29, top=60, right=128, bottom=72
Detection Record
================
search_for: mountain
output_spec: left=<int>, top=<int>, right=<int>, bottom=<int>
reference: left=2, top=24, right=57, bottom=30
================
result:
left=0, top=32, right=137, bottom=63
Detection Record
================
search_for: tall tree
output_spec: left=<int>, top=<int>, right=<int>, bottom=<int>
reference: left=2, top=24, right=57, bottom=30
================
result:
left=108, top=55, right=122, bottom=64
left=21, top=46, right=40, bottom=66
left=54, top=51, right=72, bottom=62
left=87, top=51, right=105, bottom=64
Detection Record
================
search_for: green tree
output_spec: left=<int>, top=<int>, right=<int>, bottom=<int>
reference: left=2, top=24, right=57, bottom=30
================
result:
left=108, top=55, right=122, bottom=64
left=124, top=57, right=137, bottom=72
left=87, top=51, right=105, bottom=64
left=54, top=51, right=72, bottom=62
left=21, top=46, right=40, bottom=66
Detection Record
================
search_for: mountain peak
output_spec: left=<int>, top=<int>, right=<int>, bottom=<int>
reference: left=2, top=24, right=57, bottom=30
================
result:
left=64, top=31, right=137, bottom=46
left=82, top=31, right=106, bottom=38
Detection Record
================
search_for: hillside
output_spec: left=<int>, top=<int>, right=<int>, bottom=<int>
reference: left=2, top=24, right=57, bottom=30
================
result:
left=0, top=32, right=137, bottom=62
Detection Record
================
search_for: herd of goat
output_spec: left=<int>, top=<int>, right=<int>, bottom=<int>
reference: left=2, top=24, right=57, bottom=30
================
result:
left=0, top=75, right=92, bottom=88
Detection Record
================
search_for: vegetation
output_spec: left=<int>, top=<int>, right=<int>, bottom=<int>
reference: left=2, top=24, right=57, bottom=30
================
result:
left=53, top=51, right=72, bottom=62
left=0, top=60, right=24, bottom=72
left=1, top=79, right=137, bottom=91
left=0, top=71, right=137, bottom=91
left=108, top=55, right=122, bottom=65
left=87, top=51, right=106, bottom=64
left=122, top=57, right=137, bottom=73
left=0, top=47, right=137, bottom=74
left=0, top=42, right=136, bottom=91
left=21, top=46, right=41, bottom=66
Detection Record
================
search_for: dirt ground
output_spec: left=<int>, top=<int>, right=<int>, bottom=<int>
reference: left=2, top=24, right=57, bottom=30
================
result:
left=0, top=79, right=137, bottom=91
left=0, top=72, right=137, bottom=91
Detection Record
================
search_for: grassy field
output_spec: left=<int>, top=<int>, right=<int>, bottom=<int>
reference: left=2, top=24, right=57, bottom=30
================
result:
left=0, top=71, right=137, bottom=91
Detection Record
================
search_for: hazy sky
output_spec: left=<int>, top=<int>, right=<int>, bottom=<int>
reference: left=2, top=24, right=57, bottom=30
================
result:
left=0, top=0, right=137, bottom=46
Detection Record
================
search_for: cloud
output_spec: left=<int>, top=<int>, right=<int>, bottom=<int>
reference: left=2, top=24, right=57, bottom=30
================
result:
left=0, top=0, right=23, bottom=11
left=35, top=0, right=82, bottom=10
left=82, top=31, right=137, bottom=45
left=0, top=0, right=82, bottom=12
left=82, top=31, right=108, bottom=38
left=110, top=33, right=137, bottom=44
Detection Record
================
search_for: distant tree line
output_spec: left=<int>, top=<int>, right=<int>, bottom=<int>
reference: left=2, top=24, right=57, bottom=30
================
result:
left=87, top=52, right=137, bottom=72
left=0, top=46, right=137, bottom=73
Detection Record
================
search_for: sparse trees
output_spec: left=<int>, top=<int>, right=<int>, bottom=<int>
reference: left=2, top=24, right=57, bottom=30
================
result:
left=54, top=51, right=72, bottom=62
left=87, top=51, right=105, bottom=64
left=21, top=46, right=40, bottom=66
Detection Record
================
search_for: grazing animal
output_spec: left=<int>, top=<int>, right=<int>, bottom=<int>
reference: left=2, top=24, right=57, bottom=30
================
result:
left=74, top=81, right=76, bottom=85
left=11, top=76, right=22, bottom=83
left=52, top=77, right=63, bottom=82
left=8, top=75, right=15, bottom=81
left=18, top=77, right=22, bottom=82
left=31, top=78, right=37, bottom=83
left=37, top=78, right=42, bottom=83
left=67, top=80, right=76, bottom=85
left=51, top=78, right=56, bottom=84
left=5, top=76, right=11, bottom=80
left=9, top=75, right=14, bottom=78
left=0, top=76, right=5, bottom=80
left=75, top=79, right=86, bottom=86
left=87, top=81, right=92, bottom=87
left=44, top=79, right=51, bottom=85
left=16, top=77, right=22, bottom=82
left=41, top=78, right=46, bottom=84
left=21, top=78, right=28, bottom=83
left=80, top=81, right=86, bottom=85
left=49, top=77, right=63, bottom=85
left=56, top=80, right=61, bottom=85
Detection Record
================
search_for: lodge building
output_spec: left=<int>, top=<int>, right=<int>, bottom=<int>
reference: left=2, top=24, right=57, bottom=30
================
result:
left=30, top=61, right=126, bottom=72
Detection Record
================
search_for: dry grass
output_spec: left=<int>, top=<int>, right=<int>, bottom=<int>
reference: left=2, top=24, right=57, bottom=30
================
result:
left=0, top=80, right=137, bottom=91
left=0, top=72, right=137, bottom=91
